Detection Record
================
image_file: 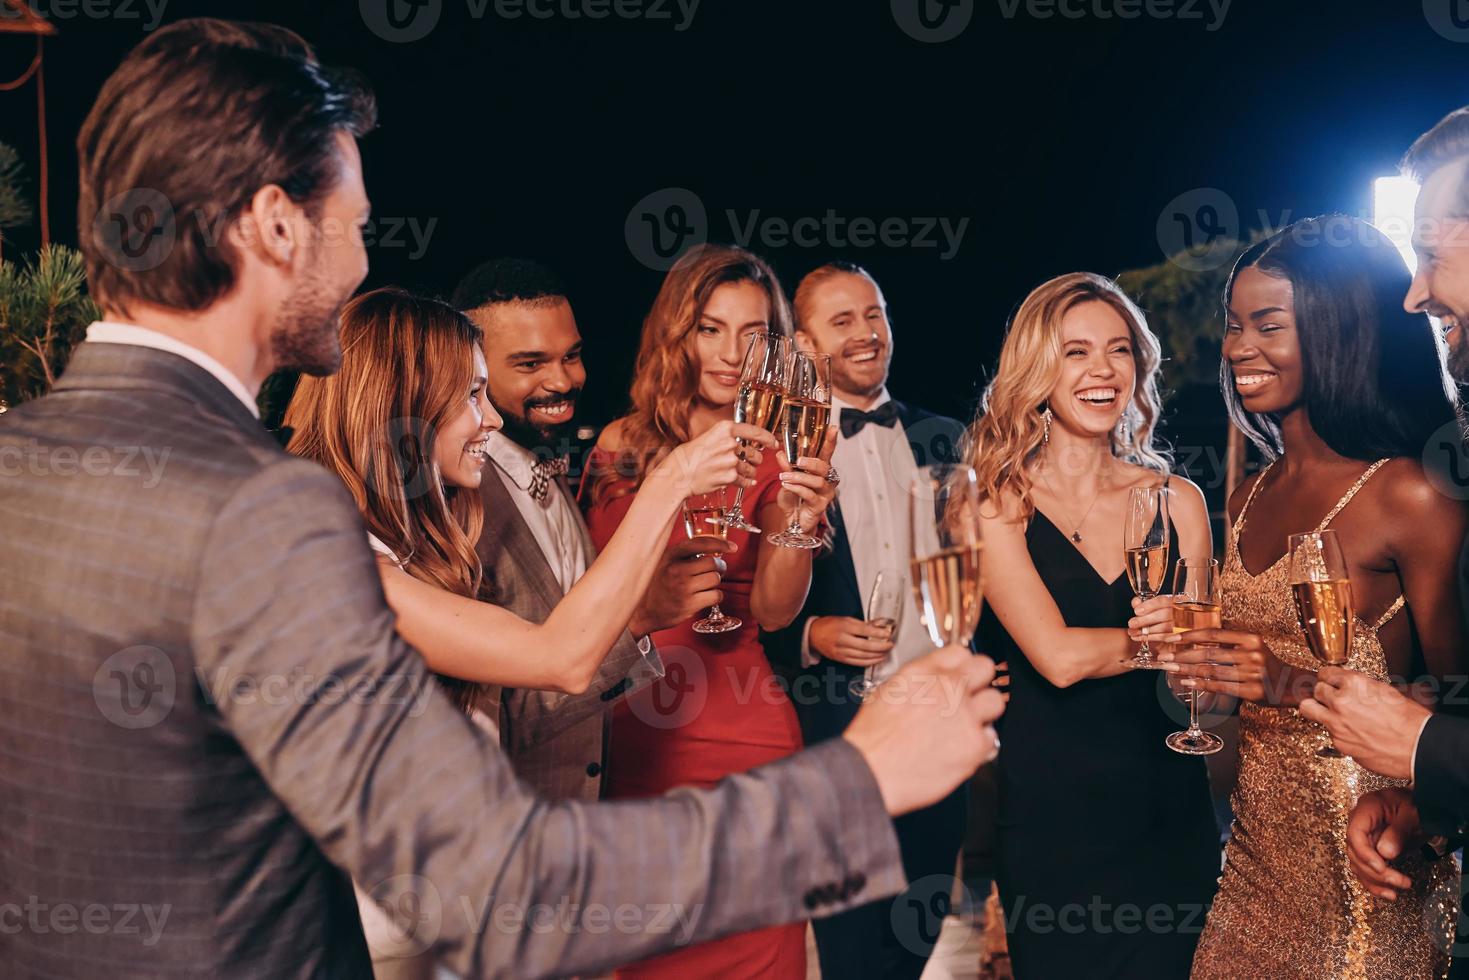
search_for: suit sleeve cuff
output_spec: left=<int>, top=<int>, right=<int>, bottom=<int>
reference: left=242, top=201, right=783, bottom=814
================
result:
left=1410, top=711, right=1434, bottom=786
left=801, top=618, right=821, bottom=669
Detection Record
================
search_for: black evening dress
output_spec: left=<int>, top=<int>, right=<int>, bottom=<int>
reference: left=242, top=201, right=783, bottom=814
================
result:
left=975, top=511, right=1220, bottom=979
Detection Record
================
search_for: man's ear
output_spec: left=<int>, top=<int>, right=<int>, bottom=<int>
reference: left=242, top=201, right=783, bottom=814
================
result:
left=233, top=184, right=303, bottom=267
left=793, top=328, right=816, bottom=353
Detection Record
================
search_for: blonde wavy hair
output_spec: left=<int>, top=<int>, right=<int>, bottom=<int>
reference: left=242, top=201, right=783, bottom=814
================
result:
left=284, top=287, right=487, bottom=711
left=965, top=272, right=1170, bottom=517
left=587, top=243, right=793, bottom=505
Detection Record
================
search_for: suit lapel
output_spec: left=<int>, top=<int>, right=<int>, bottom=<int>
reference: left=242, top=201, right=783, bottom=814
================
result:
left=478, top=466, right=564, bottom=613
left=824, top=500, right=863, bottom=612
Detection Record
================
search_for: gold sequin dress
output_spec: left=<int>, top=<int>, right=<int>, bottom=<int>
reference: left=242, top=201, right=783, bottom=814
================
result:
left=1191, top=460, right=1459, bottom=980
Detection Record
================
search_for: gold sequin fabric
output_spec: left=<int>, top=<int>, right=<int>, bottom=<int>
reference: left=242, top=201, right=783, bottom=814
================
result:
left=1191, top=460, right=1459, bottom=980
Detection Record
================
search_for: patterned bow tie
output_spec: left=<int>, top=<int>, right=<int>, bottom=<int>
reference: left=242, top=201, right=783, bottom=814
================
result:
left=528, top=456, right=570, bottom=503
left=839, top=401, right=899, bottom=439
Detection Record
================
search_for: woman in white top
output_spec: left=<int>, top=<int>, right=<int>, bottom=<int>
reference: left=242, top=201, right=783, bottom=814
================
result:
left=282, top=288, right=776, bottom=978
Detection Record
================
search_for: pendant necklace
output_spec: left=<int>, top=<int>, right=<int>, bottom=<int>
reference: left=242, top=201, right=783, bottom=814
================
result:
left=1038, top=459, right=1106, bottom=544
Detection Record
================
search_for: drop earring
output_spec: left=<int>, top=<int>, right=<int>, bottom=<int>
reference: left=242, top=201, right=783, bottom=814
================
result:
left=1041, top=406, right=1052, bottom=446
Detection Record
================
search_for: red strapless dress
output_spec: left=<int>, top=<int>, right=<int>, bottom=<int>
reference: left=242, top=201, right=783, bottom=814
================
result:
left=581, top=448, right=806, bottom=980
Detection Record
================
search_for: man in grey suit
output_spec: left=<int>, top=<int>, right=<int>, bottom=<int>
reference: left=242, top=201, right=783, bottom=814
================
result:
left=452, top=258, right=727, bottom=800
left=0, top=18, right=1004, bottom=979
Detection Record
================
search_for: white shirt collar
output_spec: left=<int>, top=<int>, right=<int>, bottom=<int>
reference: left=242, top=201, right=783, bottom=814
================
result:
left=486, top=430, right=542, bottom=491
left=85, top=321, right=260, bottom=419
left=831, top=386, right=893, bottom=415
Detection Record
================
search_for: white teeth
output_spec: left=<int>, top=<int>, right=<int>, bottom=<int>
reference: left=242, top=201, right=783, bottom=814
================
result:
left=535, top=403, right=571, bottom=417
left=1076, top=388, right=1117, bottom=403
left=1235, top=374, right=1275, bottom=387
left=851, top=351, right=878, bottom=363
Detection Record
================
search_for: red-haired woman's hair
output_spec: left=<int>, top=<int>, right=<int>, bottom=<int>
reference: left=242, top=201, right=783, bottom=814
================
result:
left=587, top=244, right=793, bottom=504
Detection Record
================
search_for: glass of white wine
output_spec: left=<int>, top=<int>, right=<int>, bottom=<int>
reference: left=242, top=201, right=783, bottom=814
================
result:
left=768, top=351, right=831, bottom=550
left=1166, top=557, right=1224, bottom=755
left=909, top=464, right=984, bottom=649
left=727, top=333, right=790, bottom=533
left=683, top=488, right=741, bottom=634
left=1287, top=529, right=1354, bottom=758
left=849, top=567, right=905, bottom=701
left=1123, top=485, right=1170, bottom=669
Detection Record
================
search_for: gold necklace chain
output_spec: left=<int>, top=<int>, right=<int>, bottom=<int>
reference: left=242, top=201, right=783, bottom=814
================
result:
left=1037, top=457, right=1109, bottom=544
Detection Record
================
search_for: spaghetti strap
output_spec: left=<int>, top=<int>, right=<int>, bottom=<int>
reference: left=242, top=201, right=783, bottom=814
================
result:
left=1232, top=460, right=1276, bottom=537
left=1371, top=594, right=1406, bottom=632
left=1316, top=458, right=1392, bottom=532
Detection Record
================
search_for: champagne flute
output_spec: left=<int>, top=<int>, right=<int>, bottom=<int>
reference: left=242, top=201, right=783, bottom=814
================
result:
left=727, top=333, right=790, bottom=533
left=1166, top=557, right=1224, bottom=755
left=1123, top=485, right=1171, bottom=670
left=683, top=488, right=741, bottom=635
left=910, top=464, right=984, bottom=649
left=849, top=567, right=906, bottom=701
left=768, top=351, right=832, bottom=550
left=1287, top=530, right=1354, bottom=759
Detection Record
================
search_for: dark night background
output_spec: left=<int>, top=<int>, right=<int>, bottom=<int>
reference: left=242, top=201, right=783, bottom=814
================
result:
left=2, top=0, right=1464, bottom=492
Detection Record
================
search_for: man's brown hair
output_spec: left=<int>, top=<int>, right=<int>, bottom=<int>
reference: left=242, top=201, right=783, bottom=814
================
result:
left=1402, top=106, right=1469, bottom=219
left=77, top=18, right=377, bottom=316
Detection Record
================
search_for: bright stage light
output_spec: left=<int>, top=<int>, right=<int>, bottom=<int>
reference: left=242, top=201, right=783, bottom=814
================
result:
left=1373, top=175, right=1420, bottom=274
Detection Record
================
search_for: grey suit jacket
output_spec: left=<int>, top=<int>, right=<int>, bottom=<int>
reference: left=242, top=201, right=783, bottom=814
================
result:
left=0, top=343, right=905, bottom=979
left=476, top=463, right=659, bottom=800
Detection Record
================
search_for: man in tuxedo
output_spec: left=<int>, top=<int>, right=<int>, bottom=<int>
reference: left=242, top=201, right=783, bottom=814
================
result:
left=765, top=261, right=971, bottom=980
left=1300, top=105, right=1469, bottom=918
left=452, top=258, right=729, bottom=799
left=0, top=20, right=1007, bottom=979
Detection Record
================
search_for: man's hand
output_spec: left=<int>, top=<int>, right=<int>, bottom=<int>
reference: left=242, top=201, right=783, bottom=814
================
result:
left=1299, top=667, right=1432, bottom=780
left=843, top=645, right=1004, bottom=816
left=1345, top=788, right=1423, bottom=900
left=809, top=615, right=895, bottom=667
left=628, top=536, right=736, bottom=637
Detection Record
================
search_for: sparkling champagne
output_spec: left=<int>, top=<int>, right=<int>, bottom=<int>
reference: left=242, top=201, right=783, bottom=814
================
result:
left=735, top=381, right=785, bottom=433
left=683, top=506, right=730, bottom=541
left=1291, top=579, right=1354, bottom=665
left=911, top=543, right=984, bottom=647
left=783, top=399, right=831, bottom=464
left=1125, top=544, right=1168, bottom=597
left=1171, top=600, right=1222, bottom=632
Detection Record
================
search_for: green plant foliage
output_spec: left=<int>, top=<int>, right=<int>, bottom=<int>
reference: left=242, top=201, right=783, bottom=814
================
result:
left=0, top=245, right=101, bottom=407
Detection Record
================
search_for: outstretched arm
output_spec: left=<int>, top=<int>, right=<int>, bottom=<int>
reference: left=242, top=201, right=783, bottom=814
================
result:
left=192, top=458, right=1001, bottom=979
left=381, top=421, right=772, bottom=695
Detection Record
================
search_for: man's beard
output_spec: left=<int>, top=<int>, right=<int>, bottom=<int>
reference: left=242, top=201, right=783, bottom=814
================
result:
left=830, top=342, right=891, bottom=400
left=1449, top=330, right=1469, bottom=387
left=494, top=390, right=582, bottom=452
left=271, top=256, right=349, bottom=377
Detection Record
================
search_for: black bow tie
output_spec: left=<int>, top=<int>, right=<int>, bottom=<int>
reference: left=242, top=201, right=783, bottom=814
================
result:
left=839, top=401, right=899, bottom=439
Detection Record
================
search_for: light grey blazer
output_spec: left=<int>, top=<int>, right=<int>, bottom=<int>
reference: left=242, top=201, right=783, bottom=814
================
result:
left=0, top=342, right=905, bottom=979
left=476, top=465, right=658, bottom=801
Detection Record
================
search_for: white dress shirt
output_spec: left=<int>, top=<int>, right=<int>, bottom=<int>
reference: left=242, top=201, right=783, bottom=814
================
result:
left=803, top=387, right=928, bottom=684
left=486, top=432, right=588, bottom=594
left=85, top=321, right=260, bottom=418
